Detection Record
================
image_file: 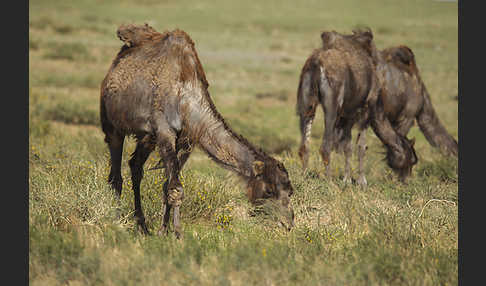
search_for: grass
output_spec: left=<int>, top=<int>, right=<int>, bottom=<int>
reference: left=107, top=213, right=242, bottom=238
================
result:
left=43, top=42, right=93, bottom=61
left=29, top=0, right=458, bottom=285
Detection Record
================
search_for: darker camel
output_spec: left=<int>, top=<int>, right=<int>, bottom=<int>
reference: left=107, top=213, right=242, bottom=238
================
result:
left=374, top=45, right=458, bottom=157
left=296, top=29, right=418, bottom=185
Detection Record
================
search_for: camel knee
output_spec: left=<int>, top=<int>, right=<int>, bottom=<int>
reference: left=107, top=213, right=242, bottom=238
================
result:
left=167, top=184, right=184, bottom=207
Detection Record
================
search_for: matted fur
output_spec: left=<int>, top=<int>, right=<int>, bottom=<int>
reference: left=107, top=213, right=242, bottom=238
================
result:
left=100, top=24, right=294, bottom=236
left=376, top=45, right=458, bottom=157
left=296, top=29, right=417, bottom=183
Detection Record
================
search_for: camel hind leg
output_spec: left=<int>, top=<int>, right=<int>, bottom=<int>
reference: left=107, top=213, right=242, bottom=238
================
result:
left=319, top=66, right=342, bottom=177
left=335, top=119, right=353, bottom=185
left=128, top=135, right=155, bottom=235
left=298, top=114, right=317, bottom=171
left=320, top=107, right=338, bottom=177
left=105, top=131, right=125, bottom=199
left=101, top=96, right=126, bottom=199
left=356, top=129, right=368, bottom=187
left=353, top=112, right=370, bottom=187
left=297, top=68, right=319, bottom=171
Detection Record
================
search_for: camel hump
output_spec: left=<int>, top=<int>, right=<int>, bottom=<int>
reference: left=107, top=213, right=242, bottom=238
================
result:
left=351, top=28, right=374, bottom=47
left=390, top=46, right=416, bottom=66
left=116, top=23, right=160, bottom=47
left=382, top=45, right=417, bottom=75
left=321, top=28, right=373, bottom=49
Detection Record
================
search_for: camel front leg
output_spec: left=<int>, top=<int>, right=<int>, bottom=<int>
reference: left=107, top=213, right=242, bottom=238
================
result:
left=158, top=181, right=172, bottom=236
left=154, top=131, right=186, bottom=239
left=341, top=134, right=353, bottom=185
left=356, top=129, right=368, bottom=187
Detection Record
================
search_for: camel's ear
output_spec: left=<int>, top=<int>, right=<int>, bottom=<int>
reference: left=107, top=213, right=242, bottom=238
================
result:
left=252, top=161, right=265, bottom=176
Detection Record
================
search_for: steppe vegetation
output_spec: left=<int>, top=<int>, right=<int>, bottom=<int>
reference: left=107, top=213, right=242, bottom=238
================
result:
left=29, top=0, right=458, bottom=285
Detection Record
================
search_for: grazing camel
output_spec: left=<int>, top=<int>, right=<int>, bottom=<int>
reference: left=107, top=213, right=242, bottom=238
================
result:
left=296, top=29, right=417, bottom=185
left=374, top=45, right=458, bottom=157
left=100, top=24, right=294, bottom=238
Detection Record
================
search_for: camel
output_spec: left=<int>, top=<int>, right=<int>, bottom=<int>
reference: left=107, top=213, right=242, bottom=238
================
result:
left=100, top=24, right=294, bottom=238
left=296, top=29, right=417, bottom=185
left=373, top=45, right=458, bottom=157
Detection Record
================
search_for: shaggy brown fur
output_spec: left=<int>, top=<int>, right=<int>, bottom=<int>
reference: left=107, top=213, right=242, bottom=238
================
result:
left=117, top=23, right=160, bottom=47
left=100, top=24, right=294, bottom=237
left=296, top=29, right=417, bottom=184
left=375, top=45, right=458, bottom=157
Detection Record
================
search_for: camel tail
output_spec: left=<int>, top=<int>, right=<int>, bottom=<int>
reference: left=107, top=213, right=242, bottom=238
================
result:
left=416, top=86, right=458, bottom=157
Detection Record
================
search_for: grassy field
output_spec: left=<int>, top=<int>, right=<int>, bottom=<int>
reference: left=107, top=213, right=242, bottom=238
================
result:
left=29, top=0, right=458, bottom=285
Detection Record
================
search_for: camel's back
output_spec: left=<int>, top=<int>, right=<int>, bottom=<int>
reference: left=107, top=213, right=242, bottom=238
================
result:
left=379, top=47, right=423, bottom=96
left=100, top=26, right=209, bottom=134
left=315, top=46, right=374, bottom=91
left=377, top=47, right=424, bottom=119
left=102, top=28, right=205, bottom=99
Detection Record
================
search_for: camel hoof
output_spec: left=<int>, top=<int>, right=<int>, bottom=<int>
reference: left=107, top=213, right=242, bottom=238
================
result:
left=138, top=224, right=151, bottom=236
left=357, top=176, right=367, bottom=188
left=174, top=230, right=183, bottom=240
left=157, top=226, right=169, bottom=237
left=343, top=176, right=352, bottom=185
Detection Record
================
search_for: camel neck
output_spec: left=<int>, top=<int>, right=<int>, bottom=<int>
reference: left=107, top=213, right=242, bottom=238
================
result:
left=179, top=85, right=264, bottom=179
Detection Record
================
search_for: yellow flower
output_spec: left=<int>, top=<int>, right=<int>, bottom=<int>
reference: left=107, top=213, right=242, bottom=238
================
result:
left=262, top=248, right=267, bottom=257
left=180, top=173, right=185, bottom=188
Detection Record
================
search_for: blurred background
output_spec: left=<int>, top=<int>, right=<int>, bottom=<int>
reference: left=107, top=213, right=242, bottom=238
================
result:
left=29, top=0, right=457, bottom=160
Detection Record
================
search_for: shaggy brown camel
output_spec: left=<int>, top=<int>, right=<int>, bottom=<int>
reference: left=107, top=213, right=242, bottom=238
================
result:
left=374, top=45, right=458, bottom=157
left=296, top=29, right=417, bottom=185
left=100, top=24, right=294, bottom=238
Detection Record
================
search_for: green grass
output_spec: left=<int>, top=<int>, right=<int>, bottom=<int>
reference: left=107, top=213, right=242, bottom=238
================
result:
left=43, top=42, right=93, bottom=61
left=29, top=0, right=458, bottom=285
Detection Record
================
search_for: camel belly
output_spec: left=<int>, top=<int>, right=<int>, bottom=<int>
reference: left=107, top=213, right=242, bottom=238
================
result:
left=103, top=75, right=156, bottom=135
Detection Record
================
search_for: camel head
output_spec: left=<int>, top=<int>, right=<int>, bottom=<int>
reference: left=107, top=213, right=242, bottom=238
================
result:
left=247, top=158, right=295, bottom=230
left=386, top=136, right=418, bottom=182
